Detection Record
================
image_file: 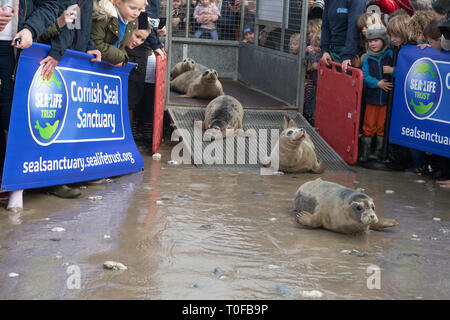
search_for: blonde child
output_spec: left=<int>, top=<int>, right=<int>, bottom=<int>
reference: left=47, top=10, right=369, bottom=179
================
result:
left=304, top=30, right=322, bottom=125
left=193, top=0, right=220, bottom=40
left=387, top=14, right=414, bottom=47
left=356, top=12, right=383, bottom=66
left=289, top=33, right=300, bottom=55
left=91, top=0, right=146, bottom=66
left=407, top=10, right=439, bottom=43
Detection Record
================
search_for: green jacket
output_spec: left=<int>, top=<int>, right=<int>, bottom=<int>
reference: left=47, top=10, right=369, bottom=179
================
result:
left=91, top=1, right=137, bottom=65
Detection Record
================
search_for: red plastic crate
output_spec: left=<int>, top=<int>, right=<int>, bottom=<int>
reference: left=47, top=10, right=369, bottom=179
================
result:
left=314, top=61, right=363, bottom=165
left=152, top=53, right=167, bottom=154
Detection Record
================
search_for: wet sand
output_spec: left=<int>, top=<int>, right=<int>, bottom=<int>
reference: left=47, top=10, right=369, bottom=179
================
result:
left=0, top=141, right=449, bottom=299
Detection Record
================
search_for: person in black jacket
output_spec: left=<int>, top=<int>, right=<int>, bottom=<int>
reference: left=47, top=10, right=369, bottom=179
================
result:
left=1, top=0, right=59, bottom=211
left=38, top=0, right=102, bottom=81
left=320, top=0, right=366, bottom=72
left=142, top=0, right=165, bottom=58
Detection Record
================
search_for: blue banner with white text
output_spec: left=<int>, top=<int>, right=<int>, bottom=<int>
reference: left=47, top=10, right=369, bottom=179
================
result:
left=390, top=45, right=450, bottom=158
left=1, top=43, right=144, bottom=191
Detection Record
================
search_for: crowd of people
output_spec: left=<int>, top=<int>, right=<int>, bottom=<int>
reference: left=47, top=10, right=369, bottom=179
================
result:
left=287, top=0, right=450, bottom=187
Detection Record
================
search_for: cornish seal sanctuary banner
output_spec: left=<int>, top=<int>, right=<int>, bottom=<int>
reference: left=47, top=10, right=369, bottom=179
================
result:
left=1, top=43, right=144, bottom=191
left=390, top=45, right=450, bottom=158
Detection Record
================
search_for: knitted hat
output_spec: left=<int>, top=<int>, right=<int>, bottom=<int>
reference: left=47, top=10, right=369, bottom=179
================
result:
left=366, top=23, right=389, bottom=45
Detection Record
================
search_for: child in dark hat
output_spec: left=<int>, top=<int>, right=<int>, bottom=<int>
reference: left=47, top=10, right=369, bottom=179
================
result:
left=360, top=23, right=395, bottom=162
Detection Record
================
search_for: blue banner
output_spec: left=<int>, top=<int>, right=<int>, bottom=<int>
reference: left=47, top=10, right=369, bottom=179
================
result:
left=390, top=45, right=450, bottom=158
left=1, top=43, right=144, bottom=191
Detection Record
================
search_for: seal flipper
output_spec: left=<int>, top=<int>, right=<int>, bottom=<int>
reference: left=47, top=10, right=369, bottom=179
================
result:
left=312, top=162, right=325, bottom=174
left=295, top=211, right=322, bottom=228
left=369, top=218, right=399, bottom=230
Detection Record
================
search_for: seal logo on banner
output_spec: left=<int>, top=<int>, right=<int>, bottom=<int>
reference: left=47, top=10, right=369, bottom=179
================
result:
left=28, top=66, right=68, bottom=146
left=404, top=58, right=442, bottom=120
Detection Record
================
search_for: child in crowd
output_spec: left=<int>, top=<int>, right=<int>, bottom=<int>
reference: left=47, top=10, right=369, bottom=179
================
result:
left=407, top=10, right=438, bottom=43
left=356, top=12, right=384, bottom=65
left=193, top=0, right=220, bottom=40
left=418, top=18, right=443, bottom=51
left=304, top=30, right=322, bottom=126
left=172, top=0, right=187, bottom=37
left=387, top=14, right=414, bottom=47
left=126, top=27, right=152, bottom=142
left=289, top=33, right=300, bottom=55
left=91, top=0, right=146, bottom=66
left=242, top=27, right=254, bottom=43
left=306, top=19, right=322, bottom=46
left=360, top=24, right=394, bottom=162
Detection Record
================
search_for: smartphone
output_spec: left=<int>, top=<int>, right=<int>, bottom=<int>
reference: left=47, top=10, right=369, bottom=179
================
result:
left=158, top=18, right=166, bottom=29
left=149, top=18, right=160, bottom=29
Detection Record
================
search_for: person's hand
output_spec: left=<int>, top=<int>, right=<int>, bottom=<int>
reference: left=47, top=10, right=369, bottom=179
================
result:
left=87, top=49, right=102, bottom=63
left=12, top=28, right=33, bottom=49
left=383, top=66, right=393, bottom=74
left=306, top=45, right=313, bottom=53
left=311, top=62, right=319, bottom=71
left=57, top=4, right=78, bottom=29
left=342, top=59, right=352, bottom=72
left=154, top=48, right=166, bottom=59
left=40, top=56, right=59, bottom=80
left=172, top=17, right=180, bottom=27
left=378, top=79, right=393, bottom=92
left=321, top=52, right=331, bottom=66
left=157, top=26, right=166, bottom=37
left=0, top=10, right=13, bottom=32
left=417, top=43, right=430, bottom=50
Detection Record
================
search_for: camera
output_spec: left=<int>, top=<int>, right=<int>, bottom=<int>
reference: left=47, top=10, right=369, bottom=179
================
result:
left=311, top=0, right=325, bottom=19
left=432, top=0, right=450, bottom=39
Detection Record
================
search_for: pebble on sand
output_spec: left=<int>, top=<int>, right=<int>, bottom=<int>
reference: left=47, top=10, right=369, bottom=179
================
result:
left=152, top=153, right=162, bottom=160
left=301, top=290, right=323, bottom=298
left=433, top=217, right=441, bottom=221
left=87, top=196, right=103, bottom=201
left=385, top=190, right=395, bottom=194
left=103, top=261, right=127, bottom=271
left=168, top=160, right=179, bottom=165
left=51, top=227, right=66, bottom=232
left=8, top=272, right=19, bottom=278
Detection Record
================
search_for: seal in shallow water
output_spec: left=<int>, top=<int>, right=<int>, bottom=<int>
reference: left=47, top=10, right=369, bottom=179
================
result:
left=197, top=95, right=252, bottom=140
left=170, top=69, right=224, bottom=99
left=264, top=117, right=324, bottom=173
left=170, top=58, right=196, bottom=80
left=293, top=178, right=399, bottom=234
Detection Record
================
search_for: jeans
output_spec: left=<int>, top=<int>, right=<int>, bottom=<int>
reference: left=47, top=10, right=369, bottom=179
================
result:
left=194, top=28, right=218, bottom=40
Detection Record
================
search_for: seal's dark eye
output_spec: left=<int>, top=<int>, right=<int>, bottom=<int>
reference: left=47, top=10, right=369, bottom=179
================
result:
left=370, top=204, right=375, bottom=210
left=286, top=130, right=293, bottom=136
left=356, top=204, right=364, bottom=211
left=203, top=71, right=209, bottom=76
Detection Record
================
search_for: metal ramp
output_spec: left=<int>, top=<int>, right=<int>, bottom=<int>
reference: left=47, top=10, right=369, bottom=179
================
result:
left=168, top=106, right=352, bottom=173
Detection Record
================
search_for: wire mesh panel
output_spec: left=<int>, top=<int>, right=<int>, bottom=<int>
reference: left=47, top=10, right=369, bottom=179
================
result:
left=168, top=106, right=353, bottom=172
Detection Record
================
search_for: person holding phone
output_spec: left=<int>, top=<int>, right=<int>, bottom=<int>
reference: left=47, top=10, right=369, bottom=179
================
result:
left=39, top=0, right=102, bottom=81
left=0, top=0, right=59, bottom=211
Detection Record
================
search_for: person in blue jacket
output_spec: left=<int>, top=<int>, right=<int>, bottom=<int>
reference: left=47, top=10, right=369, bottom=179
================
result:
left=320, top=0, right=366, bottom=72
left=0, top=0, right=59, bottom=211
left=360, top=23, right=394, bottom=162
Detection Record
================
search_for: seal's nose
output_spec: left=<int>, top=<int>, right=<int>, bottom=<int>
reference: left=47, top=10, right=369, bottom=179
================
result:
left=370, top=215, right=375, bottom=219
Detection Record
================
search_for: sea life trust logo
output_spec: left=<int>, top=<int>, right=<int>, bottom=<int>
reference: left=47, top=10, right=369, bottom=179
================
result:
left=404, top=58, right=442, bottom=120
left=28, top=66, right=68, bottom=146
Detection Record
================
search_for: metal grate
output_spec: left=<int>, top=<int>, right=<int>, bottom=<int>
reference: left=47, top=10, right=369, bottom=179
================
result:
left=168, top=106, right=352, bottom=172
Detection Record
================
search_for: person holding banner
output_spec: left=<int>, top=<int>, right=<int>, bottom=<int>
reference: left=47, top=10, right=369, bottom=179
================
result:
left=38, top=0, right=102, bottom=81
left=320, top=0, right=366, bottom=72
left=0, top=0, right=59, bottom=211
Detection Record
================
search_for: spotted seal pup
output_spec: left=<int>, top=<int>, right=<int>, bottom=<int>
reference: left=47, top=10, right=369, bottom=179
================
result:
left=294, top=178, right=399, bottom=234
left=170, top=69, right=224, bottom=99
left=170, top=58, right=196, bottom=80
left=264, top=117, right=324, bottom=173
left=196, top=95, right=254, bottom=140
